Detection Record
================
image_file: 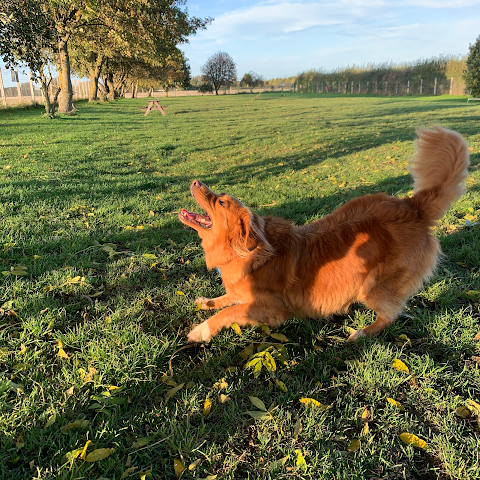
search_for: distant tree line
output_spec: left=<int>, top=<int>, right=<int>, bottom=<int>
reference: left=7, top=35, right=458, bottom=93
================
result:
left=0, top=0, right=210, bottom=114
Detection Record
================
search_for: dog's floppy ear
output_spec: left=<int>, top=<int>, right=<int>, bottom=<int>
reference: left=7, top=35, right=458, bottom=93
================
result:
left=232, top=211, right=274, bottom=269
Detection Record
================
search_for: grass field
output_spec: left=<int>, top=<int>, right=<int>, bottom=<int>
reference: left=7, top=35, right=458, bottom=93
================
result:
left=0, top=93, right=479, bottom=480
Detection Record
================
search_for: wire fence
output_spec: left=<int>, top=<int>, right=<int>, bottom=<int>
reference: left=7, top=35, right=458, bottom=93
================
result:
left=297, top=76, right=465, bottom=96
left=1, top=65, right=467, bottom=107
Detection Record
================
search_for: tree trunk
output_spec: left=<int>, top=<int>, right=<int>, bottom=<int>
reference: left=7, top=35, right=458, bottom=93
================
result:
left=98, top=81, right=107, bottom=102
left=56, top=38, right=73, bottom=113
left=40, top=81, right=52, bottom=115
left=88, top=54, right=104, bottom=102
left=106, top=73, right=115, bottom=100
left=165, top=87, right=169, bottom=97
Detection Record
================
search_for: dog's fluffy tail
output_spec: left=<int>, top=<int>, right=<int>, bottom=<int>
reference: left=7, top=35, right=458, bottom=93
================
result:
left=409, top=125, right=470, bottom=222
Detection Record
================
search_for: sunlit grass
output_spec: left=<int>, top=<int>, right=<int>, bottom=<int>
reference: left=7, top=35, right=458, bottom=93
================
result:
left=0, top=93, right=479, bottom=479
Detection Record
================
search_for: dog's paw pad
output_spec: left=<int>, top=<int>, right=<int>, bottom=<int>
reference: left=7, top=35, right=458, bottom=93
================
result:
left=347, top=329, right=366, bottom=342
left=187, top=322, right=212, bottom=343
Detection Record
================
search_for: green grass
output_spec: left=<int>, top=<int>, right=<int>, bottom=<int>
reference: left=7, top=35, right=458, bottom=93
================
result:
left=0, top=93, right=479, bottom=480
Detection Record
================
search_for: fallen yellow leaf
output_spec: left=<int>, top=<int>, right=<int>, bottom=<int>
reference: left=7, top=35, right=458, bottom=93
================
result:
left=58, top=347, right=69, bottom=359
left=295, top=449, right=307, bottom=472
left=274, top=379, right=287, bottom=392
left=165, top=383, right=184, bottom=401
left=299, top=398, right=330, bottom=410
left=399, top=432, right=428, bottom=450
left=386, top=397, right=405, bottom=410
left=270, top=333, right=289, bottom=342
left=43, top=413, right=56, bottom=429
left=174, top=458, right=185, bottom=478
left=348, top=439, right=361, bottom=452
left=60, top=420, right=89, bottom=432
left=203, top=398, right=212, bottom=417
left=392, top=358, right=409, bottom=374
left=230, top=323, right=242, bottom=335
left=455, top=406, right=472, bottom=419
left=80, top=440, right=92, bottom=460
left=84, top=447, right=115, bottom=462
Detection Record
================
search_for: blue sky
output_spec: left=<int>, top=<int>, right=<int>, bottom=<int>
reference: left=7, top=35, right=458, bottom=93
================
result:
left=181, top=0, right=480, bottom=79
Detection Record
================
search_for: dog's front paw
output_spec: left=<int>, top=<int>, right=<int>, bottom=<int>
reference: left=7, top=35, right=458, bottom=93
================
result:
left=195, top=297, right=213, bottom=310
left=347, top=328, right=366, bottom=342
left=187, top=321, right=212, bottom=343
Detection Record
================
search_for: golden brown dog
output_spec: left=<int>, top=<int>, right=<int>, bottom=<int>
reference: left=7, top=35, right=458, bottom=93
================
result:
left=179, top=126, right=470, bottom=343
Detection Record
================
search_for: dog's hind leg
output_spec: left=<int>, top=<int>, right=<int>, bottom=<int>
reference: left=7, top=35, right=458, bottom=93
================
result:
left=348, top=280, right=407, bottom=342
left=188, top=302, right=289, bottom=343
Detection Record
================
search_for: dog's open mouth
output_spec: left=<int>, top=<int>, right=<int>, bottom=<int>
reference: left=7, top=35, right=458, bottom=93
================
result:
left=180, top=209, right=212, bottom=229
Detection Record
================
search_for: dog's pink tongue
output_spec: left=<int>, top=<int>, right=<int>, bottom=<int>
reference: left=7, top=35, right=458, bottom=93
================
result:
left=181, top=209, right=194, bottom=219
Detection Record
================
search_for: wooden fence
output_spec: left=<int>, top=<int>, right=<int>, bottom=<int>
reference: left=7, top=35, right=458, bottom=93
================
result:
left=0, top=67, right=91, bottom=106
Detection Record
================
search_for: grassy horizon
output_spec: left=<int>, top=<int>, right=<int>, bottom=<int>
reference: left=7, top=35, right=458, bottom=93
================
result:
left=0, top=93, right=479, bottom=480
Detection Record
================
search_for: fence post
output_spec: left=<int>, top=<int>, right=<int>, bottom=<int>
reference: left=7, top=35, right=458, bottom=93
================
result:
left=0, top=68, right=7, bottom=106
left=434, top=77, right=437, bottom=96
left=407, top=80, right=410, bottom=95
left=449, top=77, right=453, bottom=95
left=358, top=82, right=360, bottom=94
left=384, top=82, right=387, bottom=95
left=28, top=72, right=36, bottom=106
left=15, top=69, right=22, bottom=99
left=366, top=81, right=369, bottom=93
left=351, top=81, right=353, bottom=94
left=395, top=82, right=398, bottom=95
left=375, top=81, right=378, bottom=94
left=420, top=78, right=423, bottom=95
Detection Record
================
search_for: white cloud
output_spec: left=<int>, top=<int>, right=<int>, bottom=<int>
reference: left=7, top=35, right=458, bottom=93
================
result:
left=401, top=0, right=480, bottom=7
left=183, top=1, right=478, bottom=77
left=196, top=1, right=391, bottom=43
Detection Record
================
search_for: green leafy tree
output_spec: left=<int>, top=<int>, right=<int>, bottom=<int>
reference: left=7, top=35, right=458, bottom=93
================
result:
left=201, top=51, right=236, bottom=95
left=0, top=0, right=60, bottom=114
left=464, top=35, right=480, bottom=97
left=3, top=1, right=211, bottom=112
left=240, top=71, right=264, bottom=93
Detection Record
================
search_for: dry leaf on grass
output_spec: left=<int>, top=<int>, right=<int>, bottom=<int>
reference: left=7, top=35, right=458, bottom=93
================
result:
left=399, top=432, right=428, bottom=450
left=299, top=398, right=330, bottom=410
left=348, top=439, right=360, bottom=452
left=386, top=398, right=405, bottom=411
left=295, top=449, right=307, bottom=472
left=392, top=358, right=409, bottom=374
left=174, top=458, right=185, bottom=477
left=85, top=447, right=115, bottom=462
left=203, top=398, right=212, bottom=417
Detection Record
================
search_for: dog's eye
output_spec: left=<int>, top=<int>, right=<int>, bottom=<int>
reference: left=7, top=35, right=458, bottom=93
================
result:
left=218, top=199, right=225, bottom=206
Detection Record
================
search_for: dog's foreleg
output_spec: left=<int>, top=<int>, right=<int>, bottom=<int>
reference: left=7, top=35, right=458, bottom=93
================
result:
left=188, top=303, right=289, bottom=343
left=347, top=314, right=397, bottom=342
left=194, top=294, right=240, bottom=310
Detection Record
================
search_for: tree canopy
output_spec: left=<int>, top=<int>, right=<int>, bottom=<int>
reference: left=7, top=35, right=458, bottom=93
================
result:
left=201, top=51, right=236, bottom=95
left=240, top=71, right=264, bottom=93
left=464, top=35, right=480, bottom=97
left=0, top=0, right=211, bottom=112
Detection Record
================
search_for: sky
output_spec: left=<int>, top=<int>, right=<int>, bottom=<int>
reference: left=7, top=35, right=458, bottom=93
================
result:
left=181, top=0, right=480, bottom=79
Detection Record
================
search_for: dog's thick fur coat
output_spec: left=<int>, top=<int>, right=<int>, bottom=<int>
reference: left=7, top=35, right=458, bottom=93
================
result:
left=179, top=126, right=470, bottom=343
